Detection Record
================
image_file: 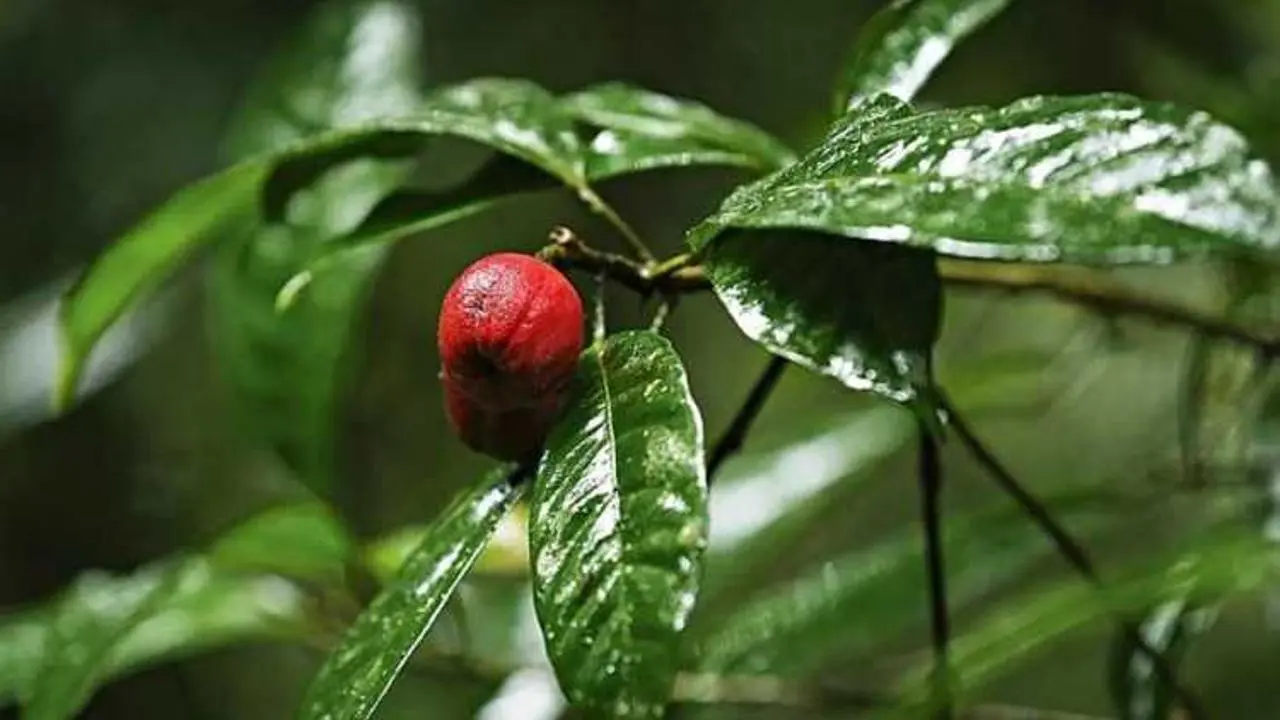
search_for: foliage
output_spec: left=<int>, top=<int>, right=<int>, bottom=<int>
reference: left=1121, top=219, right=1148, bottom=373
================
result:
left=7, top=0, right=1280, bottom=718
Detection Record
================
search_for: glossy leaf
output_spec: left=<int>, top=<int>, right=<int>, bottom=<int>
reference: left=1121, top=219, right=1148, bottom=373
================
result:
left=693, top=93, right=1280, bottom=265
left=322, top=84, right=795, bottom=256
left=564, top=82, right=796, bottom=177
left=531, top=331, right=708, bottom=719
left=2, top=559, right=308, bottom=712
left=698, top=228, right=942, bottom=406
left=837, top=0, right=1016, bottom=111
left=891, top=532, right=1278, bottom=717
left=697, top=494, right=1117, bottom=674
left=22, top=563, right=185, bottom=720
left=264, top=77, right=589, bottom=221
left=208, top=0, right=424, bottom=498
left=1107, top=598, right=1218, bottom=720
left=209, top=502, right=352, bottom=583
left=298, top=466, right=524, bottom=720
left=364, top=502, right=530, bottom=584
left=55, top=161, right=266, bottom=409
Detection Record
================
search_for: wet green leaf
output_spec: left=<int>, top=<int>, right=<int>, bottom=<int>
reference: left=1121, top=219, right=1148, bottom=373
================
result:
left=209, top=502, right=352, bottom=583
left=208, top=0, right=425, bottom=499
left=837, top=0, right=1016, bottom=111
left=55, top=160, right=266, bottom=409
left=1107, top=598, right=1218, bottom=720
left=17, top=558, right=306, bottom=720
left=890, top=532, right=1278, bottom=718
left=699, top=229, right=942, bottom=407
left=689, top=93, right=1280, bottom=404
left=697, top=494, right=1117, bottom=674
left=564, top=82, right=796, bottom=176
left=22, top=563, right=185, bottom=720
left=324, top=84, right=795, bottom=255
left=693, top=93, right=1280, bottom=265
left=298, top=466, right=524, bottom=720
left=531, top=331, right=708, bottom=719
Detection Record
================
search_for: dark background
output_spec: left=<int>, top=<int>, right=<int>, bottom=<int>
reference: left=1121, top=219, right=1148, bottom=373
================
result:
left=2, top=0, right=1279, bottom=717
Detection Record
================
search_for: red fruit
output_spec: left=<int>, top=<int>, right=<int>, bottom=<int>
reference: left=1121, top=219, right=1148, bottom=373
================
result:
left=438, top=252, right=585, bottom=461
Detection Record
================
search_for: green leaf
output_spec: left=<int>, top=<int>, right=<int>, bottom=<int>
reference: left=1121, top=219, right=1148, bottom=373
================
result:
left=693, top=93, right=1280, bottom=266
left=209, top=503, right=352, bottom=583
left=55, top=160, right=266, bottom=409
left=22, top=563, right=185, bottom=720
left=322, top=84, right=796, bottom=256
left=836, top=0, right=1016, bottom=112
left=531, top=331, right=708, bottom=719
left=697, top=229, right=942, bottom=407
left=0, top=613, right=45, bottom=704
left=208, top=0, right=425, bottom=499
left=298, top=466, right=525, bottom=720
left=891, top=532, right=1278, bottom=718
left=697, top=493, right=1118, bottom=675
left=3, top=559, right=308, bottom=713
left=264, top=78, right=590, bottom=222
left=564, top=82, right=797, bottom=176
left=1107, top=598, right=1218, bottom=720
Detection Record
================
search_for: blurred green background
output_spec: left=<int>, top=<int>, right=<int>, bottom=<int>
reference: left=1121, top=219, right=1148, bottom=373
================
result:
left=2, top=0, right=1279, bottom=717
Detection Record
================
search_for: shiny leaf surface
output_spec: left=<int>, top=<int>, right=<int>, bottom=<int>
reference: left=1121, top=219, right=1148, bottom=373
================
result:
left=16, top=558, right=306, bottom=720
left=700, top=228, right=942, bottom=406
left=564, top=82, right=796, bottom=177
left=209, top=0, right=424, bottom=498
left=298, top=466, right=524, bottom=720
left=837, top=0, right=1016, bottom=111
left=698, top=495, right=1117, bottom=674
left=531, top=331, right=708, bottom=719
left=693, top=93, right=1280, bottom=265
left=322, top=84, right=795, bottom=256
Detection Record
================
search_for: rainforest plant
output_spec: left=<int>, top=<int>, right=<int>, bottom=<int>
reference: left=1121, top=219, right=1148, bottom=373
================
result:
left=4, top=0, right=1280, bottom=718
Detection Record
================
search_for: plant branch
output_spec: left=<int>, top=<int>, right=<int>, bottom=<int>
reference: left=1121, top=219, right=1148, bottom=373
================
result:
left=939, top=391, right=1208, bottom=720
left=706, top=355, right=789, bottom=483
left=538, top=228, right=1280, bottom=358
left=918, top=418, right=952, bottom=720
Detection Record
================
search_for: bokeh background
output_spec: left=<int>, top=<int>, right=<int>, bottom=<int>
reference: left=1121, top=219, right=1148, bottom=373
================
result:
left=2, top=0, right=1279, bottom=717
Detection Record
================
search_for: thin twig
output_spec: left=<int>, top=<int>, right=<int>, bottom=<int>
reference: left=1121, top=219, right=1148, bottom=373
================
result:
left=940, top=260, right=1280, bottom=358
left=706, top=356, right=789, bottom=482
left=918, top=418, right=953, bottom=720
left=939, top=391, right=1208, bottom=720
left=578, top=189, right=655, bottom=262
left=538, top=229, right=1280, bottom=358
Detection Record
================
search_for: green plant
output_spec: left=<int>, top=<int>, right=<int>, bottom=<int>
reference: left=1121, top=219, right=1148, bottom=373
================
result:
left=5, top=0, right=1279, bottom=718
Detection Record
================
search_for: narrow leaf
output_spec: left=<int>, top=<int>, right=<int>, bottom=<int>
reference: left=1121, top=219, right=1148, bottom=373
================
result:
left=697, top=494, right=1118, bottom=675
left=564, top=82, right=797, bottom=176
left=208, top=0, right=425, bottom=498
left=837, top=0, right=1016, bottom=111
left=298, top=467, right=524, bottom=720
left=55, top=161, right=266, bottom=409
left=531, top=331, right=708, bottom=719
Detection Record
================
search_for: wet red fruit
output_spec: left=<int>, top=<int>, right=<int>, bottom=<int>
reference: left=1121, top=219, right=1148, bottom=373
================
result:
left=438, top=252, right=585, bottom=461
